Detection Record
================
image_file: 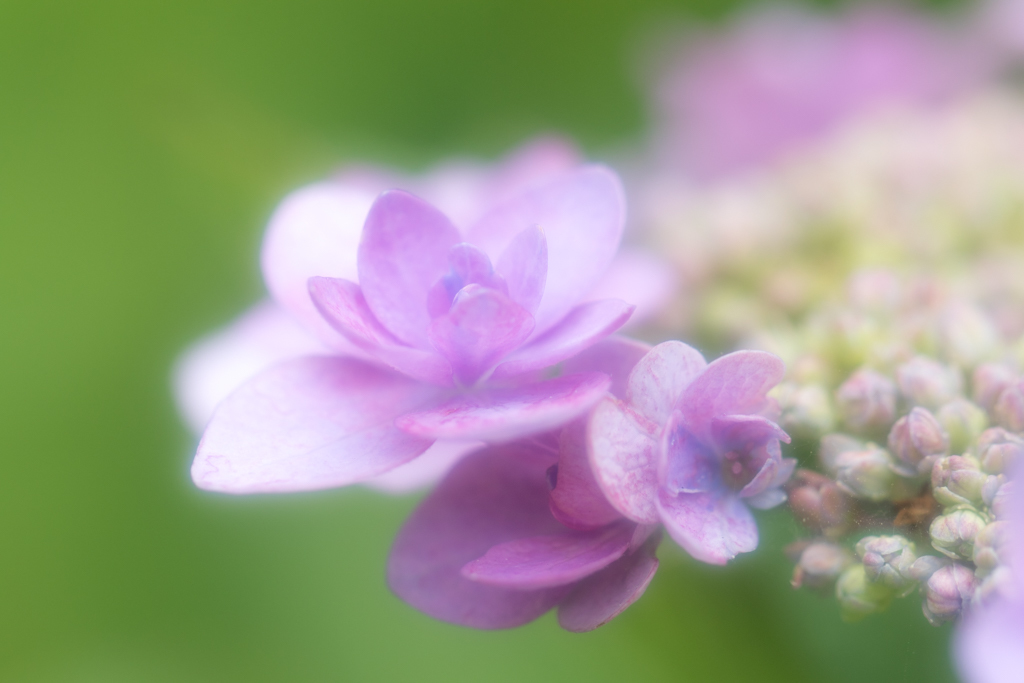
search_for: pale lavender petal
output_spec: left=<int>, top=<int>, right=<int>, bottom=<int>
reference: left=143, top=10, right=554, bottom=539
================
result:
left=467, top=166, right=626, bottom=334
left=172, top=301, right=330, bottom=433
left=772, top=457, right=798, bottom=487
left=744, top=488, right=787, bottom=510
left=956, top=599, right=1024, bottom=683
left=710, top=414, right=788, bottom=498
left=660, top=410, right=718, bottom=495
left=396, top=372, right=610, bottom=442
left=626, top=341, right=708, bottom=426
left=496, top=226, right=547, bottom=314
left=587, top=397, right=661, bottom=524
left=562, top=336, right=652, bottom=400
left=585, top=248, right=677, bottom=329
left=461, top=522, right=633, bottom=589
left=387, top=444, right=569, bottom=629
left=491, top=299, right=634, bottom=380
left=427, top=285, right=534, bottom=386
left=362, top=439, right=483, bottom=493
left=308, top=276, right=453, bottom=386
left=557, top=533, right=660, bottom=632
left=679, top=350, right=786, bottom=443
left=358, top=191, right=461, bottom=347
left=549, top=421, right=623, bottom=530
left=192, top=357, right=438, bottom=493
left=426, top=243, right=508, bottom=318
left=710, top=414, right=790, bottom=452
left=260, top=182, right=375, bottom=347
left=657, top=489, right=758, bottom=565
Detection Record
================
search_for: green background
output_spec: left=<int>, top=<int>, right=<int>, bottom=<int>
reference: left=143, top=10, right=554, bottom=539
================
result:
left=0, top=0, right=963, bottom=680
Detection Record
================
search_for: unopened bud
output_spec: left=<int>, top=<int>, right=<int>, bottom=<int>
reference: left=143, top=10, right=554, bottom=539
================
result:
left=792, top=541, right=853, bottom=590
left=836, top=369, right=897, bottom=433
left=939, top=302, right=999, bottom=367
left=819, top=433, right=863, bottom=475
left=972, top=521, right=1008, bottom=577
left=836, top=564, right=894, bottom=621
left=985, top=479, right=1014, bottom=519
left=904, top=554, right=946, bottom=582
left=993, top=382, right=1024, bottom=432
left=777, top=383, right=835, bottom=438
left=937, top=400, right=988, bottom=455
left=922, top=563, right=976, bottom=625
left=973, top=363, right=1017, bottom=411
left=897, top=356, right=962, bottom=409
left=975, top=428, right=1024, bottom=474
left=834, top=445, right=899, bottom=501
left=930, top=508, right=987, bottom=560
left=855, top=535, right=918, bottom=594
left=888, top=408, right=950, bottom=477
left=787, top=470, right=852, bottom=534
left=931, top=455, right=989, bottom=508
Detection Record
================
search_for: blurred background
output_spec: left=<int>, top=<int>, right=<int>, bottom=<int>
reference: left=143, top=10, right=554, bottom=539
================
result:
left=0, top=0, right=969, bottom=680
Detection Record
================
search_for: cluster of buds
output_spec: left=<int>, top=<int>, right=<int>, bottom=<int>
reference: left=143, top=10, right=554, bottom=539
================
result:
left=776, top=270, right=1022, bottom=626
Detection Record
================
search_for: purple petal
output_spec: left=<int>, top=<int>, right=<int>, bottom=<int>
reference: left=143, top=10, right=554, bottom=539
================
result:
left=308, top=277, right=453, bottom=386
left=710, top=414, right=790, bottom=497
left=461, top=522, right=633, bottom=589
left=557, top=532, right=660, bottom=632
left=362, top=439, right=482, bottom=493
left=561, top=336, right=652, bottom=400
left=491, top=299, right=634, bottom=380
left=467, top=166, right=626, bottom=334
left=587, top=397, right=661, bottom=524
left=626, top=341, right=707, bottom=426
left=396, top=372, right=610, bottom=442
left=743, top=488, right=787, bottom=510
left=549, top=421, right=623, bottom=530
left=660, top=410, right=718, bottom=495
left=426, top=243, right=508, bottom=318
left=496, top=226, right=547, bottom=314
left=427, top=285, right=535, bottom=386
left=358, top=190, right=461, bottom=347
left=584, top=248, right=677, bottom=329
left=956, top=600, right=1024, bottom=683
left=260, top=182, right=376, bottom=347
left=710, top=414, right=790, bottom=452
left=172, top=301, right=331, bottom=433
left=657, top=489, right=758, bottom=565
left=387, top=444, right=570, bottom=629
left=192, top=357, right=438, bottom=493
left=678, top=350, right=786, bottom=443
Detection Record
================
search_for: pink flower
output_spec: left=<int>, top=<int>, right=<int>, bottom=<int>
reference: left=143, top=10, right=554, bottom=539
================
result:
left=653, top=6, right=989, bottom=178
left=586, top=341, right=793, bottom=564
left=388, top=338, right=660, bottom=631
left=188, top=147, right=646, bottom=494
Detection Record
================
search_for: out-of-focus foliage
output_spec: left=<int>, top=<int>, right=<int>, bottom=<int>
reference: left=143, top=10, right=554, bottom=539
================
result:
left=0, top=0, right=964, bottom=681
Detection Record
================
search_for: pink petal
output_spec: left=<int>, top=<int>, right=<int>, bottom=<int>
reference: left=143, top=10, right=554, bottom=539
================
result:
left=586, top=397, right=661, bottom=524
left=192, top=357, right=438, bottom=493
left=549, top=421, right=623, bottom=530
left=561, top=336, right=652, bottom=400
left=956, top=600, right=1024, bottom=683
left=585, top=248, right=677, bottom=329
left=358, top=191, right=461, bottom=347
left=495, top=226, right=547, bottom=314
left=172, top=301, right=331, bottom=433
left=308, top=277, right=453, bottom=386
left=396, top=372, right=610, bottom=442
left=467, top=166, right=626, bottom=334
left=427, top=285, right=535, bottom=386
left=656, top=489, right=758, bottom=565
left=461, top=522, right=633, bottom=589
left=362, top=439, right=483, bottom=493
left=626, top=340, right=708, bottom=426
left=387, top=444, right=570, bottom=629
left=678, top=350, right=786, bottom=443
left=557, top=533, right=660, bottom=632
left=490, top=299, right=634, bottom=380
left=260, top=182, right=375, bottom=347
left=426, top=243, right=508, bottom=317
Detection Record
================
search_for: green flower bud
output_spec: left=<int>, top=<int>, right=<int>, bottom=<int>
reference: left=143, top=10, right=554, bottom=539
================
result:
left=819, top=433, right=864, bottom=476
left=937, top=399, right=988, bottom=455
left=972, top=521, right=1008, bottom=577
left=974, top=428, right=1024, bottom=474
left=972, top=363, right=1017, bottom=412
left=855, top=535, right=918, bottom=595
left=777, top=382, right=835, bottom=439
left=792, top=541, right=853, bottom=590
left=888, top=407, right=949, bottom=477
left=836, top=369, right=897, bottom=434
left=939, top=302, right=999, bottom=367
left=834, top=445, right=899, bottom=501
left=786, top=469, right=852, bottom=535
left=922, top=563, right=976, bottom=626
left=897, top=356, right=962, bottom=409
left=993, top=381, right=1024, bottom=432
left=931, top=455, right=990, bottom=508
left=930, top=508, right=988, bottom=560
left=836, top=564, right=894, bottom=621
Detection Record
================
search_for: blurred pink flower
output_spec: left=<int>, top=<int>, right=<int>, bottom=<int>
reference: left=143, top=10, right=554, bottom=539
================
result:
left=653, top=5, right=990, bottom=178
left=388, top=338, right=661, bottom=631
left=188, top=149, right=655, bottom=495
left=587, top=341, right=793, bottom=564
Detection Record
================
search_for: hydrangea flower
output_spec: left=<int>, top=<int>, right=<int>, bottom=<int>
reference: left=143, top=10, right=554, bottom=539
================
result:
left=174, top=139, right=675, bottom=492
left=189, top=147, right=653, bottom=494
left=586, top=341, right=793, bottom=564
left=388, top=338, right=661, bottom=631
